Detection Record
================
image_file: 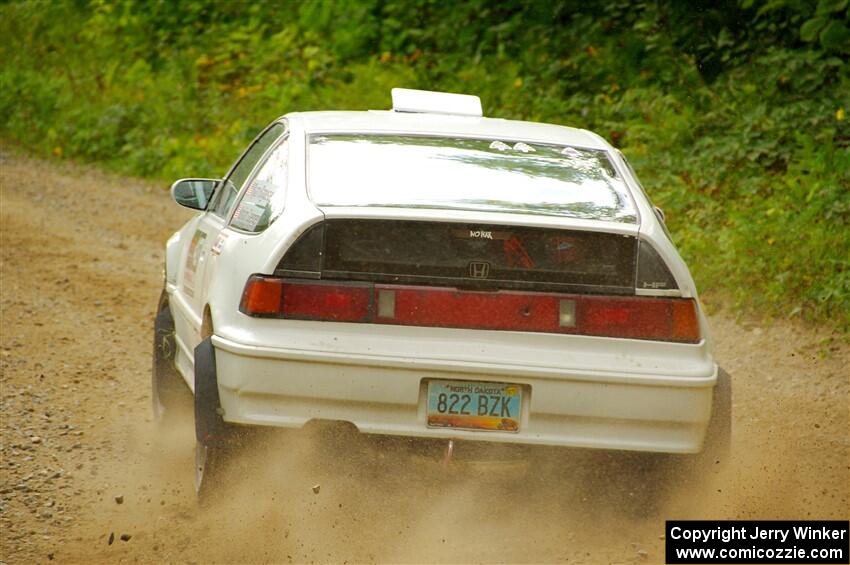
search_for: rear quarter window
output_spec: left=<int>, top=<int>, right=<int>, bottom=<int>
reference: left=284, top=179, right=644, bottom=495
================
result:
left=230, top=137, right=289, bottom=233
left=212, top=122, right=286, bottom=219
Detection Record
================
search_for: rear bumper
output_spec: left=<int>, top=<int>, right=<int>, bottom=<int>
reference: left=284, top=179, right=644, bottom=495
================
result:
left=211, top=330, right=717, bottom=454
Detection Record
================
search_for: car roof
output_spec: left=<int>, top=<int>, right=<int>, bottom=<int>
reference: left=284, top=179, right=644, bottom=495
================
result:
left=285, top=110, right=610, bottom=150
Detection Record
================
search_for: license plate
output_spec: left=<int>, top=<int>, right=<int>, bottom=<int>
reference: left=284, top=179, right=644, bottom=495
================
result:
left=426, top=380, right=522, bottom=432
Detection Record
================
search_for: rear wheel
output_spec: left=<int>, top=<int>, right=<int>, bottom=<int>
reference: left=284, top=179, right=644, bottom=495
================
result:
left=152, top=290, right=191, bottom=423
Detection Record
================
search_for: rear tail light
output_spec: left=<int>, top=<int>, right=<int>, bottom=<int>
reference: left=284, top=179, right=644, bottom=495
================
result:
left=240, top=276, right=701, bottom=343
left=240, top=276, right=284, bottom=316
left=240, top=276, right=371, bottom=322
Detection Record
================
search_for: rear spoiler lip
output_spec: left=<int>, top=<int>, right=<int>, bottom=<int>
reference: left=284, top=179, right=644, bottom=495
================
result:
left=316, top=205, right=640, bottom=237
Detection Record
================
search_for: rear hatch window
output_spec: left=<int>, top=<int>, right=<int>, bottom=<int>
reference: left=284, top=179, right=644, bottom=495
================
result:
left=278, top=220, right=637, bottom=294
left=307, top=134, right=638, bottom=223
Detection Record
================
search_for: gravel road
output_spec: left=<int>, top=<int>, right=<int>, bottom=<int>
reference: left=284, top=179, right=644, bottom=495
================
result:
left=1, top=148, right=847, bottom=564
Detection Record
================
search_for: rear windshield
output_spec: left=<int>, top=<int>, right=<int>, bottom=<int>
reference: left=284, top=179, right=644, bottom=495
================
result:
left=308, top=134, right=638, bottom=223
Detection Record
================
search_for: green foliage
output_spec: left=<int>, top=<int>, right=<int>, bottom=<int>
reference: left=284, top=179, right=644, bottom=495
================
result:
left=1, top=0, right=848, bottom=328
left=799, top=0, right=850, bottom=52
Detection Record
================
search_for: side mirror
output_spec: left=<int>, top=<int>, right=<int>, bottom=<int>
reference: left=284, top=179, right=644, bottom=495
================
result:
left=170, top=178, right=219, bottom=210
left=653, top=205, right=666, bottom=224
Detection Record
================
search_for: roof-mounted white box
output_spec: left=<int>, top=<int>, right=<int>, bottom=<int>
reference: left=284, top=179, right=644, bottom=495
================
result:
left=391, top=88, right=483, bottom=117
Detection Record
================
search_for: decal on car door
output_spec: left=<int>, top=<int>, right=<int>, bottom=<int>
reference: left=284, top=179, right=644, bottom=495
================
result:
left=183, top=230, right=207, bottom=298
left=210, top=232, right=228, bottom=256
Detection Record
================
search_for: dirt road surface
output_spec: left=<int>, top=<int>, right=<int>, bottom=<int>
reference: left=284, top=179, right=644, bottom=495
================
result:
left=1, top=148, right=848, bottom=564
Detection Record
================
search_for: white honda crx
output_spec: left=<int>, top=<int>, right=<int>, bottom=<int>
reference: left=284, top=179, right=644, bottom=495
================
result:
left=152, top=89, right=730, bottom=498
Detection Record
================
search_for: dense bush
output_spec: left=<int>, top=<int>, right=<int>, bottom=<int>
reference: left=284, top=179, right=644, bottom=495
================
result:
left=1, top=0, right=848, bottom=327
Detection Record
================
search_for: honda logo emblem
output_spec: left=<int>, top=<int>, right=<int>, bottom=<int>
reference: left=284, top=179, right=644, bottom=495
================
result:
left=469, top=261, right=491, bottom=278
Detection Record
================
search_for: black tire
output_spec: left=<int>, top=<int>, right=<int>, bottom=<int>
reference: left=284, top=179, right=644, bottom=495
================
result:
left=152, top=290, right=191, bottom=423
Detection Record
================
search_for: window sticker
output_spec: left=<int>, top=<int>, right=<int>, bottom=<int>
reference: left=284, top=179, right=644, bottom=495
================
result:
left=561, top=146, right=583, bottom=158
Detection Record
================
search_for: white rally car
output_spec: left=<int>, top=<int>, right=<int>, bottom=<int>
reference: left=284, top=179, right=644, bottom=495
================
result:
left=152, top=89, right=730, bottom=497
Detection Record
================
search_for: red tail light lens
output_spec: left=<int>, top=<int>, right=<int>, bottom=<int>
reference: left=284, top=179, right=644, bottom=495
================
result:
left=671, top=299, right=700, bottom=342
left=240, top=276, right=371, bottom=322
left=580, top=297, right=671, bottom=340
left=240, top=276, right=701, bottom=343
left=281, top=281, right=371, bottom=322
left=380, top=286, right=560, bottom=332
left=240, top=276, right=284, bottom=315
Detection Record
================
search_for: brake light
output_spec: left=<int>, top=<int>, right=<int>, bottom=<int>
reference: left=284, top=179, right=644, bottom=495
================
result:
left=581, top=297, right=670, bottom=340
left=240, top=276, right=701, bottom=343
left=240, top=276, right=283, bottom=315
left=240, top=276, right=370, bottom=322
left=671, top=299, right=700, bottom=342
